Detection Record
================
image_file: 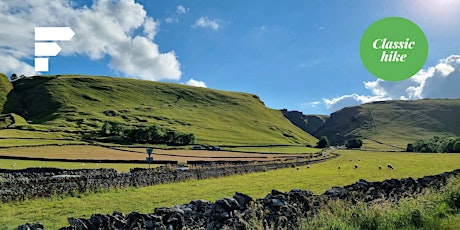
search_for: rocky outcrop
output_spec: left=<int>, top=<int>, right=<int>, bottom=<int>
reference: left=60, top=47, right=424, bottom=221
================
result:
left=22, top=168, right=458, bottom=230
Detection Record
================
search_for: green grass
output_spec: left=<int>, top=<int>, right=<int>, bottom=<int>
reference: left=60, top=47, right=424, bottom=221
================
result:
left=0, top=139, right=86, bottom=147
left=297, top=177, right=460, bottom=229
left=225, top=145, right=321, bottom=154
left=0, top=129, right=77, bottom=139
left=0, top=73, right=12, bottom=114
left=2, top=75, right=318, bottom=146
left=1, top=150, right=460, bottom=228
left=0, top=159, right=156, bottom=172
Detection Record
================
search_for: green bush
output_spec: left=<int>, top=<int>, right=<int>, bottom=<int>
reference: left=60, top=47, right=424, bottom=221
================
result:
left=315, top=136, right=329, bottom=148
left=408, top=136, right=460, bottom=153
left=345, top=138, right=363, bottom=149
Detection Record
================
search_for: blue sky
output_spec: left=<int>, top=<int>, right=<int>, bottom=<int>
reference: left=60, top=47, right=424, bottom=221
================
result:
left=1, top=0, right=460, bottom=115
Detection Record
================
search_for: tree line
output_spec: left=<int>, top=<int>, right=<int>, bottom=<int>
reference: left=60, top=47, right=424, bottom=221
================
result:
left=406, top=136, right=460, bottom=153
left=316, top=136, right=363, bottom=149
left=101, top=121, right=195, bottom=145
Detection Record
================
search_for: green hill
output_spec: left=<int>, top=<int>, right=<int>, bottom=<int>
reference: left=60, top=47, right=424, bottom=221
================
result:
left=0, top=73, right=13, bottom=114
left=2, top=75, right=317, bottom=146
left=281, top=109, right=328, bottom=134
left=314, top=99, right=460, bottom=148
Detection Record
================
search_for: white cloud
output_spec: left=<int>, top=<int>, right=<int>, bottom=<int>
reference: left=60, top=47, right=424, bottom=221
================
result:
left=176, top=5, right=188, bottom=14
left=143, top=17, right=158, bottom=40
left=185, top=78, right=207, bottom=88
left=310, top=101, right=321, bottom=107
left=193, top=17, right=220, bottom=30
left=323, top=94, right=390, bottom=112
left=301, top=101, right=321, bottom=108
left=0, top=0, right=181, bottom=81
left=165, top=17, right=178, bottom=24
left=324, top=54, right=460, bottom=112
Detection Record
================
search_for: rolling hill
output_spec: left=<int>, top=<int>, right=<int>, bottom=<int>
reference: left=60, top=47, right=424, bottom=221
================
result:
left=1, top=75, right=317, bottom=146
left=314, top=99, right=460, bottom=148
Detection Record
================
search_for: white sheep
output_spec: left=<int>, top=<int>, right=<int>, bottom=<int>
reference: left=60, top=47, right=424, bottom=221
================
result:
left=354, top=164, right=359, bottom=169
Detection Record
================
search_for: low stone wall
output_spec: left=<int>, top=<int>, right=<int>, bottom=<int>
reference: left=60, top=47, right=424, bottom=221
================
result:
left=0, top=157, right=333, bottom=203
left=19, top=168, right=460, bottom=230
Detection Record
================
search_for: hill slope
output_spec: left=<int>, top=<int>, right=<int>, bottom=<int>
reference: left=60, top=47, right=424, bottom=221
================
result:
left=315, top=99, right=460, bottom=148
left=281, top=109, right=328, bottom=134
left=2, top=75, right=317, bottom=146
left=0, top=73, right=13, bottom=114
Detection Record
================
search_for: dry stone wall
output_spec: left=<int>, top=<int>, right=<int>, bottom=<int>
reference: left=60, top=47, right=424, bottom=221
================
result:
left=18, top=168, right=460, bottom=230
left=0, top=158, right=331, bottom=203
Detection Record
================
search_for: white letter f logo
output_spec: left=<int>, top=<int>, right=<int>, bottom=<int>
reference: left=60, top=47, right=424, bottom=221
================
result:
left=34, top=27, right=75, bottom=72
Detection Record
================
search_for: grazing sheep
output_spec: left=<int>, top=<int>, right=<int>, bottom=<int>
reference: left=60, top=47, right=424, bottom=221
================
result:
left=387, top=164, right=394, bottom=169
left=82, top=163, right=86, bottom=168
left=378, top=166, right=382, bottom=170
left=354, top=164, right=359, bottom=169
left=338, top=166, right=341, bottom=169
left=296, top=167, right=300, bottom=170
left=349, top=159, right=353, bottom=161
left=357, top=158, right=361, bottom=161
left=306, top=165, right=311, bottom=169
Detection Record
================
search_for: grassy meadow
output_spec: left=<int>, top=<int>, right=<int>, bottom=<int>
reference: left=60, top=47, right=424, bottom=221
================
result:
left=1, top=150, right=460, bottom=229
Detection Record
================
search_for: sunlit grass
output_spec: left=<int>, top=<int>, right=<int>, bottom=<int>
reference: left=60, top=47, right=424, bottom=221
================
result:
left=1, top=150, right=460, bottom=228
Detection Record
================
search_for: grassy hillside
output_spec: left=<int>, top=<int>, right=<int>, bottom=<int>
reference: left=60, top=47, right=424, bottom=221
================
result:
left=0, top=113, right=28, bottom=129
left=0, top=73, right=13, bottom=114
left=281, top=109, right=328, bottom=134
left=315, top=99, right=460, bottom=148
left=2, top=75, right=317, bottom=146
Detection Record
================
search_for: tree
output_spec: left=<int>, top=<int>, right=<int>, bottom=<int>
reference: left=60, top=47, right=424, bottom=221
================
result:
left=454, top=140, right=460, bottom=153
left=164, top=130, right=179, bottom=144
left=316, top=136, right=329, bottom=148
left=406, top=143, right=414, bottom=152
left=146, top=125, right=164, bottom=143
left=101, top=121, right=112, bottom=135
left=345, top=138, right=363, bottom=149
left=109, top=122, right=124, bottom=136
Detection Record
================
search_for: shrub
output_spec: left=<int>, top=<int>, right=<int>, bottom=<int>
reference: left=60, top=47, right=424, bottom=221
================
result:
left=408, top=136, right=460, bottom=153
left=315, top=136, right=329, bottom=148
left=345, top=138, right=363, bottom=149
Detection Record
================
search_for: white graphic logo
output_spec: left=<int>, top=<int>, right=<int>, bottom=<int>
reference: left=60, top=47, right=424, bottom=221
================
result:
left=35, top=27, right=75, bottom=72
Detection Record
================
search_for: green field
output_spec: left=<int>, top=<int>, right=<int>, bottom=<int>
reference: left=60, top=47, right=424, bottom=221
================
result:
left=0, top=159, right=155, bottom=172
left=223, top=145, right=320, bottom=154
left=1, top=150, right=460, bottom=229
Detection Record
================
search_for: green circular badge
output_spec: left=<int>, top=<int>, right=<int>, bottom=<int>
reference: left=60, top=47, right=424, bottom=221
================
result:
left=360, top=17, right=428, bottom=81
